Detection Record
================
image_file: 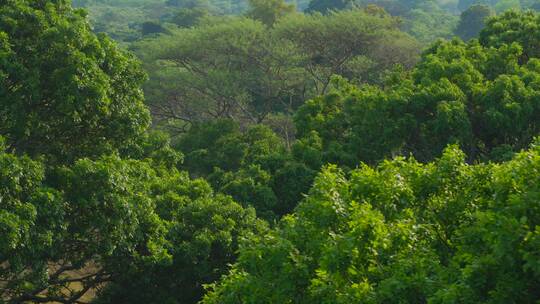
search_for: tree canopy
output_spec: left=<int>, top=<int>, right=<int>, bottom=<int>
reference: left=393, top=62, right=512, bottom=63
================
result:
left=0, top=0, right=150, bottom=163
left=294, top=12, right=540, bottom=166
left=0, top=2, right=263, bottom=303
left=2, top=1, right=540, bottom=304
left=203, top=141, right=540, bottom=303
left=455, top=4, right=495, bottom=41
left=136, top=9, right=419, bottom=131
left=480, top=10, right=540, bottom=61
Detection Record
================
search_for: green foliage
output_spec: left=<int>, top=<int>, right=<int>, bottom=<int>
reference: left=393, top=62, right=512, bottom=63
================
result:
left=138, top=9, right=419, bottom=130
left=203, top=142, right=540, bottom=303
left=211, top=165, right=279, bottom=220
left=0, top=148, right=168, bottom=302
left=3, top=2, right=540, bottom=304
left=177, top=119, right=249, bottom=175
left=170, top=6, right=211, bottom=27
left=0, top=143, right=54, bottom=273
left=494, top=0, right=521, bottom=11
left=92, top=165, right=266, bottom=304
left=304, top=0, right=459, bottom=44
left=480, top=10, right=540, bottom=61
left=74, top=0, right=300, bottom=42
left=121, top=130, right=184, bottom=168
left=0, top=139, right=263, bottom=303
left=294, top=28, right=540, bottom=165
left=305, top=0, right=355, bottom=13
left=0, top=0, right=150, bottom=163
left=166, top=0, right=251, bottom=14
left=403, top=2, right=459, bottom=44
left=0, top=3, right=263, bottom=303
left=455, top=4, right=495, bottom=41
left=273, top=8, right=419, bottom=86
left=247, top=0, right=296, bottom=26
left=141, top=21, right=170, bottom=36
left=135, top=17, right=299, bottom=126
left=177, top=120, right=315, bottom=219
left=458, top=0, right=491, bottom=11
left=73, top=0, right=172, bottom=42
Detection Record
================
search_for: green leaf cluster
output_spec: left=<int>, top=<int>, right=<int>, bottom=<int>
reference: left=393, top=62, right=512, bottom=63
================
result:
left=176, top=120, right=316, bottom=220
left=294, top=15, right=540, bottom=166
left=203, top=141, right=540, bottom=303
left=0, top=0, right=150, bottom=164
left=136, top=9, right=419, bottom=129
left=0, top=2, right=264, bottom=303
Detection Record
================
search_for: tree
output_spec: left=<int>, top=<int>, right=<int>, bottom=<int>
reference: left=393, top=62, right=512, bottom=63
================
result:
left=457, top=0, right=490, bottom=11
left=136, top=9, right=419, bottom=132
left=134, top=17, right=306, bottom=127
left=0, top=138, right=64, bottom=302
left=402, top=2, right=459, bottom=44
left=273, top=9, right=419, bottom=91
left=171, top=7, right=211, bottom=27
left=0, top=150, right=169, bottom=303
left=305, top=0, right=354, bottom=13
left=141, top=21, right=169, bottom=36
left=202, top=141, right=540, bottom=303
left=0, top=2, right=265, bottom=304
left=455, top=4, right=494, bottom=41
left=176, top=120, right=313, bottom=219
left=0, top=144, right=264, bottom=303
left=247, top=0, right=296, bottom=26
left=494, top=0, right=521, bottom=12
left=294, top=26, right=540, bottom=165
left=92, top=165, right=266, bottom=304
left=0, top=0, right=150, bottom=164
left=480, top=10, right=540, bottom=62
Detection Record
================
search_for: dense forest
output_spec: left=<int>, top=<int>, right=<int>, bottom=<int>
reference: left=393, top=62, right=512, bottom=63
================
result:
left=1, top=0, right=540, bottom=303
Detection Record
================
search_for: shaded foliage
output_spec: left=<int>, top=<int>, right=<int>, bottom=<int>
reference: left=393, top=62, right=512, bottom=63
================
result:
left=455, top=4, right=494, bottom=41
left=177, top=120, right=317, bottom=220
